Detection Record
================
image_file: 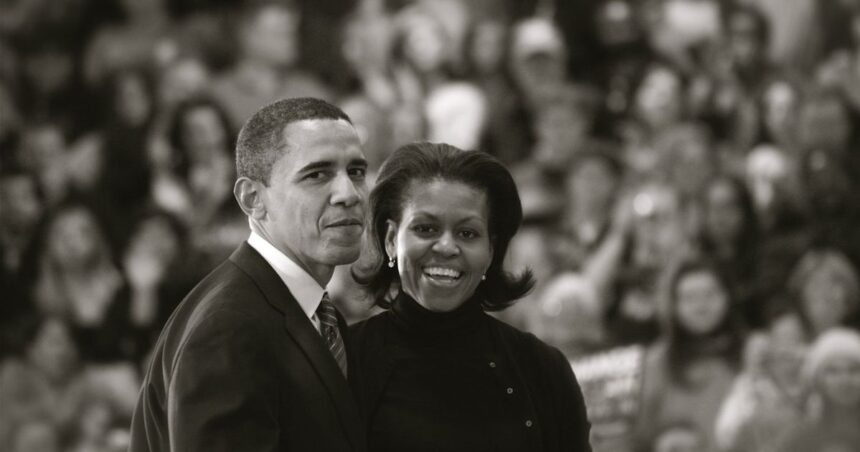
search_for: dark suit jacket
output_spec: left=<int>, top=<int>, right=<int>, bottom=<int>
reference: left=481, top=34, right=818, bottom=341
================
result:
left=129, top=243, right=365, bottom=452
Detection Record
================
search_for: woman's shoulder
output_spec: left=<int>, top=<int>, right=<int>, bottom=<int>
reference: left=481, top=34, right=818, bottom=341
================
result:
left=486, top=316, right=570, bottom=368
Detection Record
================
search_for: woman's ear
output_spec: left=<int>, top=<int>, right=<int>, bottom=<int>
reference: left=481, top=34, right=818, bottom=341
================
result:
left=234, top=177, right=266, bottom=220
left=384, top=219, right=398, bottom=261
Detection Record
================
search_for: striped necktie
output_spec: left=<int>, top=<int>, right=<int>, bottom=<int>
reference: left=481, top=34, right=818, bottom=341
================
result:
left=317, top=292, right=347, bottom=378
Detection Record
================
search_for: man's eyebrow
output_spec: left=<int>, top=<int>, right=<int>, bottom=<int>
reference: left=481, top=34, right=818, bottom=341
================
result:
left=297, top=160, right=334, bottom=173
left=349, top=158, right=369, bottom=168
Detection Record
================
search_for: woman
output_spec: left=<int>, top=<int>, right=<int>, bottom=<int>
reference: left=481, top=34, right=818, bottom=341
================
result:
left=634, top=258, right=744, bottom=451
left=350, top=143, right=592, bottom=451
left=788, top=247, right=860, bottom=337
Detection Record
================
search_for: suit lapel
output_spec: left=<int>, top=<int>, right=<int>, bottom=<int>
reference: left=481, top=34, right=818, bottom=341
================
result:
left=229, top=243, right=364, bottom=450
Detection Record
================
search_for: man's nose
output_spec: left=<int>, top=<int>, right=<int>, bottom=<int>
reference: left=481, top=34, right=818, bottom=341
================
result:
left=330, top=172, right=362, bottom=207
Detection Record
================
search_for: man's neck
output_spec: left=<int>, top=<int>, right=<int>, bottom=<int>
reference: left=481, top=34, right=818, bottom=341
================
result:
left=250, top=222, right=333, bottom=287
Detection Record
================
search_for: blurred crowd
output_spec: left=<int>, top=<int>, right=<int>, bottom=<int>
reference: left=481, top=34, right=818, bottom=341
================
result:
left=1, top=0, right=859, bottom=451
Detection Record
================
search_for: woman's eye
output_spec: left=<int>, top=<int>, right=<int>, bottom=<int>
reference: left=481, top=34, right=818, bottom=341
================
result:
left=412, top=225, right=436, bottom=234
left=459, top=230, right=479, bottom=239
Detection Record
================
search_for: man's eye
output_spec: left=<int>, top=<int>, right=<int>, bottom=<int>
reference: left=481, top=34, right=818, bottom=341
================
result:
left=349, top=167, right=367, bottom=178
left=304, top=171, right=326, bottom=180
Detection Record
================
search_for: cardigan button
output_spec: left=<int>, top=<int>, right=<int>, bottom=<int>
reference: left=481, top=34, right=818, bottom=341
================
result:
left=525, top=419, right=533, bottom=428
left=506, top=387, right=514, bottom=394
left=488, top=361, right=496, bottom=368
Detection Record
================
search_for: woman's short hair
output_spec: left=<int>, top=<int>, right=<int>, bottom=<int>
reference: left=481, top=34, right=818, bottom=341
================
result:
left=354, top=142, right=534, bottom=310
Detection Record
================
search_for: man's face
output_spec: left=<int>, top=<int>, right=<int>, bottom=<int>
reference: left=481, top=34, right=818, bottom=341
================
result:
left=259, top=119, right=368, bottom=278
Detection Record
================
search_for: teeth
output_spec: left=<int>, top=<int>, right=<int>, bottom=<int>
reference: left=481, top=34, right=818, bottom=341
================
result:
left=424, top=267, right=462, bottom=278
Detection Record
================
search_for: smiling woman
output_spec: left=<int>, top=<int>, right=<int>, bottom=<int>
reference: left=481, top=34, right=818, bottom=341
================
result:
left=350, top=142, right=593, bottom=452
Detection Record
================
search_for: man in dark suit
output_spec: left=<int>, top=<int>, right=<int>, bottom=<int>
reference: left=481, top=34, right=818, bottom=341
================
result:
left=129, top=97, right=368, bottom=452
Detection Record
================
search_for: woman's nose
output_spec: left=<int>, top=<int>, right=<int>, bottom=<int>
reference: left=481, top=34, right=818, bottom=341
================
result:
left=432, top=232, right=459, bottom=256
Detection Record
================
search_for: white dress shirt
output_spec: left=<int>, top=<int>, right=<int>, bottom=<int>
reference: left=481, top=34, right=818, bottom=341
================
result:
left=247, top=231, right=325, bottom=333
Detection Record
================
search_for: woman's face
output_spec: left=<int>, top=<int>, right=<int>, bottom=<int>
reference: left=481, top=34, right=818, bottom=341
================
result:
left=182, top=106, right=228, bottom=158
left=386, top=179, right=493, bottom=312
left=802, top=268, right=853, bottom=334
left=818, top=353, right=860, bottom=409
left=635, top=66, right=683, bottom=129
left=49, top=208, right=101, bottom=269
left=675, top=270, right=729, bottom=335
left=705, top=180, right=744, bottom=245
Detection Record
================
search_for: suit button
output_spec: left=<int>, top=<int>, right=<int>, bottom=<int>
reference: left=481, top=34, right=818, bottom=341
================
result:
left=506, top=387, right=514, bottom=394
left=489, top=361, right=496, bottom=368
left=525, top=420, right=533, bottom=428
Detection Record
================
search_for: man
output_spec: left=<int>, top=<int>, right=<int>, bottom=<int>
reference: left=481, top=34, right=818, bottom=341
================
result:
left=129, top=98, right=368, bottom=452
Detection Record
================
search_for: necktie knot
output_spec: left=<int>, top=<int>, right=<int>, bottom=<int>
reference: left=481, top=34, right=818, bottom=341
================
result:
left=318, top=292, right=347, bottom=377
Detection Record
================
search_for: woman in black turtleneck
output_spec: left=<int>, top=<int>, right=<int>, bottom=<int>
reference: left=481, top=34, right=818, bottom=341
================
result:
left=350, top=143, right=592, bottom=452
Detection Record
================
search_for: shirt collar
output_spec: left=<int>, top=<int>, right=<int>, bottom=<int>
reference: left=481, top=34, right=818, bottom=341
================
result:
left=247, top=231, right=325, bottom=321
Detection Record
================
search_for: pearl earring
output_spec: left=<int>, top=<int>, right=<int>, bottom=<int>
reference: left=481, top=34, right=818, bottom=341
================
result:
left=388, top=257, right=396, bottom=268
left=481, top=274, right=486, bottom=281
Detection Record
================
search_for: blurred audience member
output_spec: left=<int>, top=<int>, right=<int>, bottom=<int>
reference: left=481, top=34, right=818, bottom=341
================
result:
left=778, top=328, right=860, bottom=452
left=634, top=258, right=743, bottom=451
left=0, top=315, right=87, bottom=450
left=788, top=248, right=860, bottom=337
left=697, top=174, right=762, bottom=326
left=714, top=312, right=808, bottom=452
left=210, top=0, right=331, bottom=130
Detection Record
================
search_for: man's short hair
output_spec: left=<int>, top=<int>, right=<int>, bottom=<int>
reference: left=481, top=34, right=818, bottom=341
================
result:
left=236, top=97, right=352, bottom=183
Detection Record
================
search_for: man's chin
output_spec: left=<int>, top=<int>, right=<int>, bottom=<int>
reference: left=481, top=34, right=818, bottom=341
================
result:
left=321, top=245, right=362, bottom=266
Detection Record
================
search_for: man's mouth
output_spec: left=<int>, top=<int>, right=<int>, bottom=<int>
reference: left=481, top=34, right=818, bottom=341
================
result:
left=326, top=218, right=363, bottom=228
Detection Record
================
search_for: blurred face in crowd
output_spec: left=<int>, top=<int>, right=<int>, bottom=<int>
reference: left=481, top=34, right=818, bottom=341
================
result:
left=387, top=179, right=493, bottom=312
left=181, top=105, right=229, bottom=160
left=596, top=0, right=639, bottom=47
left=257, top=119, right=367, bottom=281
left=121, top=0, right=165, bottom=19
left=675, top=269, right=729, bottom=336
left=48, top=207, right=103, bottom=270
left=115, top=72, right=151, bottom=126
left=801, top=266, right=856, bottom=335
left=653, top=426, right=702, bottom=452
left=402, top=14, right=449, bottom=73
left=804, top=150, right=852, bottom=211
left=798, top=97, right=852, bottom=152
left=766, top=313, right=807, bottom=385
left=27, top=317, right=78, bottom=383
left=566, top=155, right=618, bottom=214
left=534, top=103, right=590, bottom=169
left=159, top=58, right=210, bottom=107
left=817, top=352, right=860, bottom=410
left=727, top=9, right=765, bottom=70
left=469, top=19, right=507, bottom=75
left=131, top=215, right=180, bottom=266
left=241, top=4, right=299, bottom=67
left=763, top=80, right=799, bottom=144
left=635, top=65, right=683, bottom=130
left=0, top=174, right=43, bottom=231
left=669, top=135, right=714, bottom=198
left=704, top=179, right=744, bottom=247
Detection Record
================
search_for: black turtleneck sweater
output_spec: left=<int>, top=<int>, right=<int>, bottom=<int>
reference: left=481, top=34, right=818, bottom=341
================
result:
left=349, top=294, right=593, bottom=452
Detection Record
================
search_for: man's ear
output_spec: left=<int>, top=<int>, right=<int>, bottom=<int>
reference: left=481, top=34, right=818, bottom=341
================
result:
left=234, top=177, right=266, bottom=220
left=384, top=219, right=398, bottom=261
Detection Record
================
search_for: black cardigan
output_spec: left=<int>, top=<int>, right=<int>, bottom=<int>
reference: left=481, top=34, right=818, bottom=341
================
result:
left=349, top=297, right=592, bottom=452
